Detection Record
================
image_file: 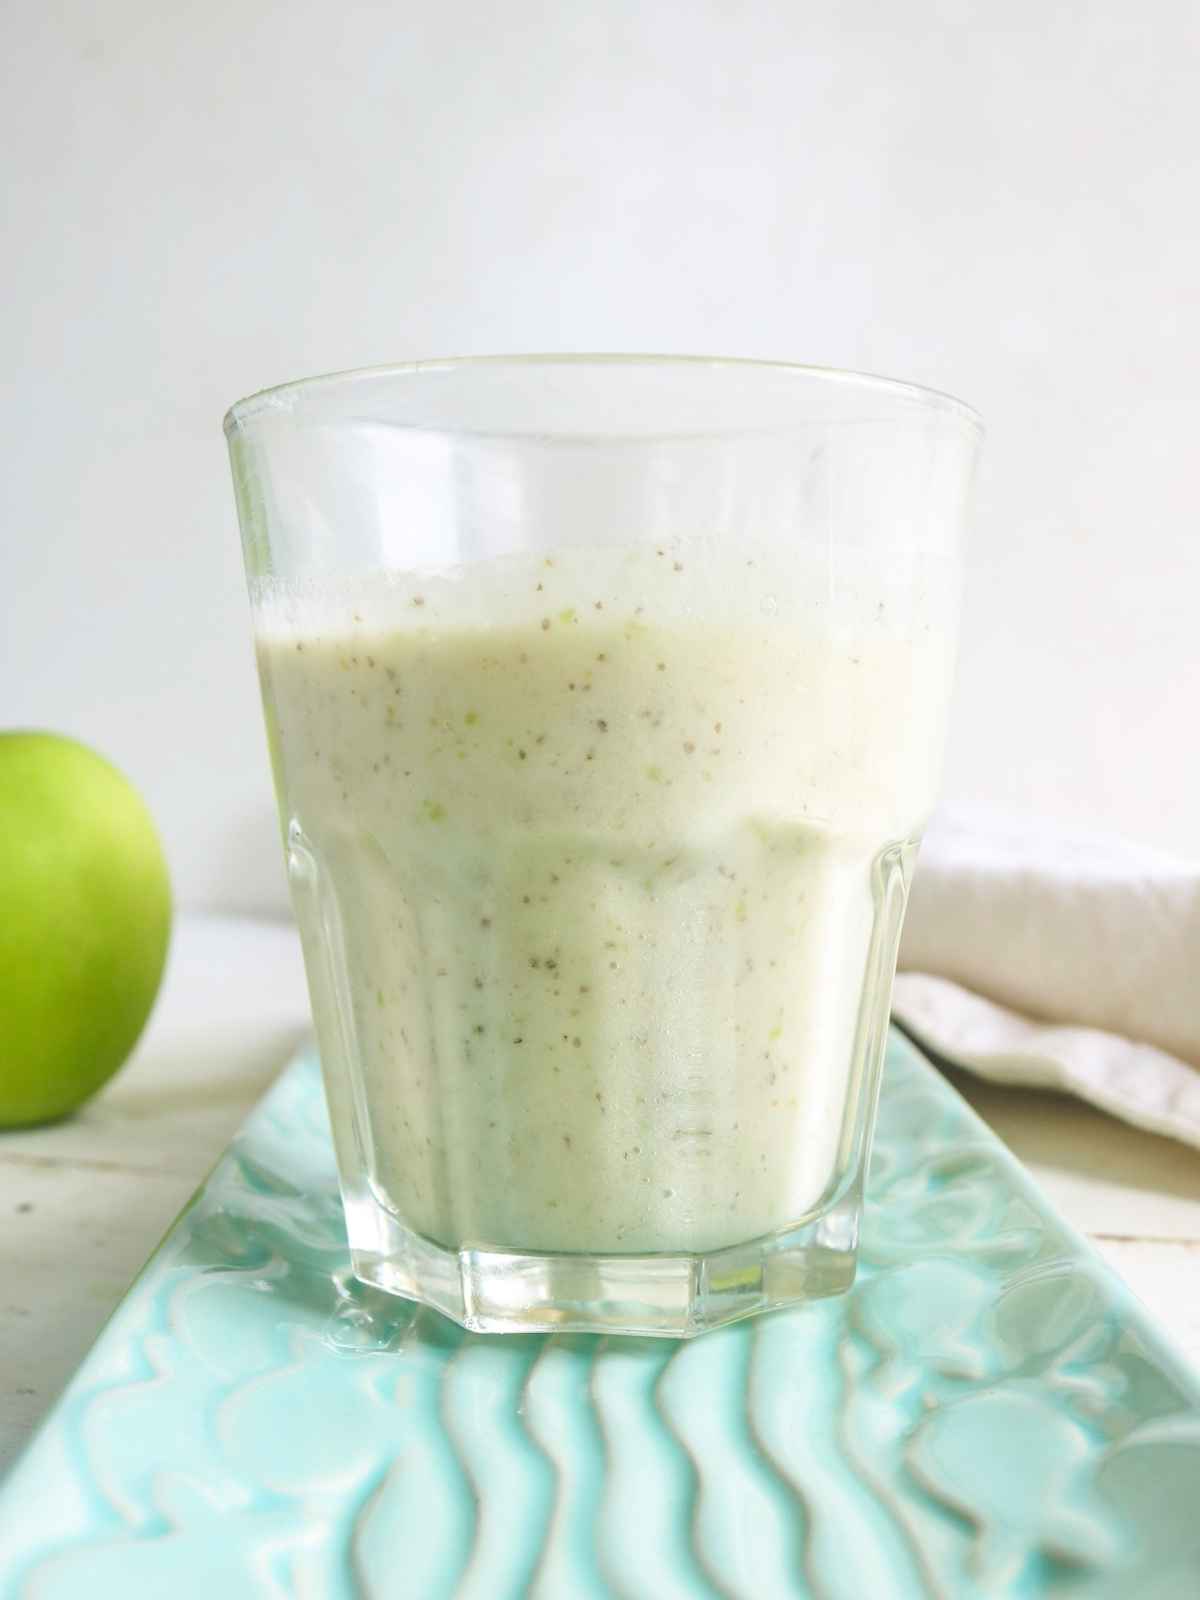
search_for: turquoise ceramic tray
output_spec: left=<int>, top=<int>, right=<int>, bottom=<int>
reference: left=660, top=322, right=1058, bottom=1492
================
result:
left=3, top=1031, right=1200, bottom=1597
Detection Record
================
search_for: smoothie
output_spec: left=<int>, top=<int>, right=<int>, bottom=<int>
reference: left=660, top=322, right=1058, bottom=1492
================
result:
left=254, top=539, right=956, bottom=1255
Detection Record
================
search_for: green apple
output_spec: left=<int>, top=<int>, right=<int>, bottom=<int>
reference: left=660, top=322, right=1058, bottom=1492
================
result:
left=0, top=732, right=172, bottom=1126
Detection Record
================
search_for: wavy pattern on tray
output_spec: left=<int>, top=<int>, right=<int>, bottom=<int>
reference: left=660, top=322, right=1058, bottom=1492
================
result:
left=3, top=1031, right=1200, bottom=1598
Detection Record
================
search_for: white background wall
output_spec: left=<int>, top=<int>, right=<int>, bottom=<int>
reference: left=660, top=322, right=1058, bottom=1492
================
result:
left=3, top=0, right=1198, bottom=913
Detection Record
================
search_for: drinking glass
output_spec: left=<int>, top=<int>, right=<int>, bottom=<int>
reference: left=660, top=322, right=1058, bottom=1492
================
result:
left=225, top=356, right=981, bottom=1336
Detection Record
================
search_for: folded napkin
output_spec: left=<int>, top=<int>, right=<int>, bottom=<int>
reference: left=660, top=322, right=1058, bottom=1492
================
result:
left=893, top=812, right=1200, bottom=1149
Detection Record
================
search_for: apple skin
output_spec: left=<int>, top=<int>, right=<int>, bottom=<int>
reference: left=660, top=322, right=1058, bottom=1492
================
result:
left=0, top=731, right=172, bottom=1127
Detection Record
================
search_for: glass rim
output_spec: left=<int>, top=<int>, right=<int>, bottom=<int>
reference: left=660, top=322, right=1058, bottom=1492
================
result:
left=223, top=352, right=984, bottom=439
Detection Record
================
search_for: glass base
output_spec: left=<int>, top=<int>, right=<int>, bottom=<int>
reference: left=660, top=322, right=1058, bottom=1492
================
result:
left=343, top=1184, right=861, bottom=1338
left=330, top=836, right=913, bottom=1339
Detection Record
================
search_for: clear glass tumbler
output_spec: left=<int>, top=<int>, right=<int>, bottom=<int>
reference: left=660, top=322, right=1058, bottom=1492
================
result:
left=226, top=356, right=981, bottom=1336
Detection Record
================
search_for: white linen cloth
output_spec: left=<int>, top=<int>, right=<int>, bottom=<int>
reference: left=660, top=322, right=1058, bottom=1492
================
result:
left=893, top=812, right=1200, bottom=1148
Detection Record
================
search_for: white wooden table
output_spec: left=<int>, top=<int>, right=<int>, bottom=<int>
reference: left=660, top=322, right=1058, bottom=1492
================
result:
left=3, top=913, right=1199, bottom=1475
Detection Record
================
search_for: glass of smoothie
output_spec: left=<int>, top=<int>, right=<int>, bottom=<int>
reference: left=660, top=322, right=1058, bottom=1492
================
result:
left=225, top=356, right=981, bottom=1337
